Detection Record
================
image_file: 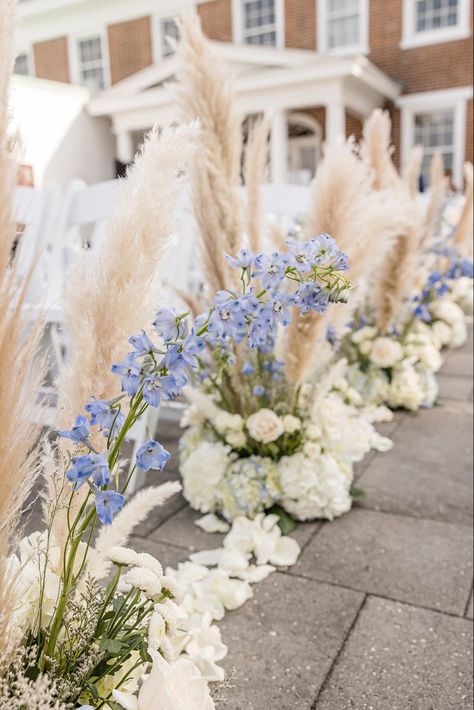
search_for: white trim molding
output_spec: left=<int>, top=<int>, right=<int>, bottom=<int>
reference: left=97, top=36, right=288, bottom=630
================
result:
left=232, top=0, right=285, bottom=49
left=398, top=86, right=473, bottom=188
left=401, top=0, right=471, bottom=49
left=317, top=0, right=369, bottom=55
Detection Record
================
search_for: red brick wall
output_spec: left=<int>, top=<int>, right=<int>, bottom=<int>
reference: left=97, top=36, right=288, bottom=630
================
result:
left=285, top=0, right=316, bottom=50
left=369, top=0, right=473, bottom=93
left=346, top=112, right=363, bottom=141
left=108, top=16, right=153, bottom=84
left=33, top=37, right=69, bottom=83
left=198, top=0, right=233, bottom=41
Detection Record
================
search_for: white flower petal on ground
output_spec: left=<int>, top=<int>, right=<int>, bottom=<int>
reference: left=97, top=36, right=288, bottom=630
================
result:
left=266, top=537, right=300, bottom=567
left=237, top=564, right=276, bottom=583
left=195, top=514, right=230, bottom=534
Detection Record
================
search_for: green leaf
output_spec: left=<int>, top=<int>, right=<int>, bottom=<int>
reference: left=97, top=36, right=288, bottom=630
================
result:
left=86, top=682, right=99, bottom=700
left=350, top=485, right=366, bottom=501
left=99, top=638, right=124, bottom=654
left=267, top=504, right=296, bottom=534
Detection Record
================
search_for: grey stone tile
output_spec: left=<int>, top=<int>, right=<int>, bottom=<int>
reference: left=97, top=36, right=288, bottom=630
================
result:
left=440, top=347, right=473, bottom=379
left=466, top=593, right=473, bottom=620
left=389, top=403, right=473, bottom=469
left=316, top=596, right=473, bottom=710
left=437, top=373, right=474, bottom=402
left=357, top=452, right=473, bottom=525
left=217, top=572, right=364, bottom=710
left=128, top=535, right=190, bottom=570
left=292, top=509, right=473, bottom=615
left=131, top=467, right=187, bottom=538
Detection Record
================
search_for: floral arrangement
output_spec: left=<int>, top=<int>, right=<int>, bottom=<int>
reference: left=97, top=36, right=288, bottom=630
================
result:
left=1, top=232, right=349, bottom=708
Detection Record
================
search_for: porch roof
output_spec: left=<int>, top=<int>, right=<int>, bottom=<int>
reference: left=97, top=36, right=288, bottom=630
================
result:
left=89, top=41, right=402, bottom=135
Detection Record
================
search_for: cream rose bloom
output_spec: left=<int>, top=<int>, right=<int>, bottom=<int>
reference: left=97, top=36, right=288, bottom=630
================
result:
left=246, top=409, right=284, bottom=443
left=369, top=337, right=403, bottom=368
left=432, top=320, right=452, bottom=347
left=113, top=652, right=215, bottom=710
left=351, top=325, right=378, bottom=344
left=282, top=414, right=302, bottom=433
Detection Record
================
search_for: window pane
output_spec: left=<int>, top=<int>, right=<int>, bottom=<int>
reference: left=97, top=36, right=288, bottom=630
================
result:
left=77, top=36, right=104, bottom=90
left=414, top=109, right=455, bottom=184
left=161, top=17, right=179, bottom=57
left=14, top=53, right=29, bottom=75
left=415, top=0, right=459, bottom=33
left=326, top=0, right=361, bottom=48
left=242, top=0, right=277, bottom=45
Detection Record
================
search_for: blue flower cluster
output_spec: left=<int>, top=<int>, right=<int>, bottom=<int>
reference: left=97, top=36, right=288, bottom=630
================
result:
left=413, top=255, right=474, bottom=323
left=59, top=237, right=350, bottom=525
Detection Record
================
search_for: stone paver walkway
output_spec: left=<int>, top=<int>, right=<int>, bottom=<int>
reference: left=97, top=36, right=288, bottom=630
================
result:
left=133, top=327, right=473, bottom=709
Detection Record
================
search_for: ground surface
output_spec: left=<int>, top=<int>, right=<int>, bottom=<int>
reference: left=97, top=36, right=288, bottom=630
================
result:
left=24, top=332, right=474, bottom=709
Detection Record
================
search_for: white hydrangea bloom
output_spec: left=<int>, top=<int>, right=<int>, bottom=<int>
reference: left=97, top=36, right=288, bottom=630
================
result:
left=278, top=452, right=353, bottom=521
left=181, top=438, right=233, bottom=513
left=369, top=337, right=404, bottom=368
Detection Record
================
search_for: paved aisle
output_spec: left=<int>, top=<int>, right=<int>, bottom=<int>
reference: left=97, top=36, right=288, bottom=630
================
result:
left=135, top=330, right=473, bottom=710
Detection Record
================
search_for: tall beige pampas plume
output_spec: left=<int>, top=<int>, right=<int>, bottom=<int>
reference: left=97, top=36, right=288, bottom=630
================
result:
left=0, top=0, right=45, bottom=657
left=374, top=201, right=425, bottom=333
left=52, top=124, right=198, bottom=556
left=174, top=14, right=243, bottom=295
left=403, top=145, right=423, bottom=197
left=454, top=162, right=474, bottom=258
left=244, top=114, right=271, bottom=253
left=283, top=142, right=408, bottom=384
left=360, top=109, right=402, bottom=192
left=420, top=149, right=448, bottom=249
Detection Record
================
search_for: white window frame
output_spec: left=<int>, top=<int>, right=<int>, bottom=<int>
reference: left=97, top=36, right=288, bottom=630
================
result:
left=398, top=86, right=472, bottom=188
left=152, top=15, right=182, bottom=61
left=232, top=0, right=285, bottom=49
left=401, top=0, right=471, bottom=49
left=69, top=30, right=110, bottom=91
left=317, top=0, right=369, bottom=55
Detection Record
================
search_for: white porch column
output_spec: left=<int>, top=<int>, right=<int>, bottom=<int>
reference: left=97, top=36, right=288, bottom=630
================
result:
left=271, top=109, right=288, bottom=183
left=116, top=130, right=134, bottom=164
left=325, top=102, right=346, bottom=147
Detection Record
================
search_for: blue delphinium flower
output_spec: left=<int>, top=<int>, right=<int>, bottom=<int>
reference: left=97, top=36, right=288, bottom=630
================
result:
left=85, top=398, right=125, bottom=437
left=142, top=373, right=186, bottom=407
left=95, top=490, right=125, bottom=524
left=252, top=253, right=286, bottom=289
left=326, top=324, right=340, bottom=350
left=265, top=293, right=297, bottom=327
left=58, top=414, right=90, bottom=443
left=253, top=385, right=265, bottom=397
left=242, top=361, right=255, bottom=376
left=285, top=238, right=317, bottom=273
left=226, top=248, right=254, bottom=269
left=111, top=353, right=142, bottom=396
left=248, top=311, right=273, bottom=349
left=180, top=334, right=206, bottom=368
left=66, top=453, right=110, bottom=488
left=136, top=439, right=171, bottom=472
left=128, top=330, right=158, bottom=356
left=413, top=302, right=432, bottom=322
left=296, top=282, right=328, bottom=314
left=153, top=308, right=186, bottom=342
left=208, top=295, right=245, bottom=340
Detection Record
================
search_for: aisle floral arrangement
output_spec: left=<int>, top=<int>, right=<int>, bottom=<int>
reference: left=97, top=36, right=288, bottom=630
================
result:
left=173, top=17, right=399, bottom=525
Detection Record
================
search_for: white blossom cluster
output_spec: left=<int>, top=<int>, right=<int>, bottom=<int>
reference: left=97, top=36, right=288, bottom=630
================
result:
left=180, top=374, right=392, bottom=522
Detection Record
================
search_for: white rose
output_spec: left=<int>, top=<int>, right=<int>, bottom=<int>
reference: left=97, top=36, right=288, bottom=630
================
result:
left=113, top=652, right=215, bottom=710
left=431, top=299, right=464, bottom=326
left=225, top=430, right=247, bottom=448
left=303, top=441, right=322, bottom=459
left=282, top=415, right=302, bottom=433
left=359, top=340, right=373, bottom=356
left=351, top=325, right=378, bottom=344
left=305, top=423, right=322, bottom=440
left=214, top=411, right=244, bottom=433
left=369, top=337, right=404, bottom=368
left=432, top=320, right=452, bottom=347
left=246, top=409, right=284, bottom=444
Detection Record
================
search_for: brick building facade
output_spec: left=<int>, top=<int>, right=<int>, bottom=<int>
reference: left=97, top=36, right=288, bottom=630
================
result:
left=15, top=0, right=473, bottom=186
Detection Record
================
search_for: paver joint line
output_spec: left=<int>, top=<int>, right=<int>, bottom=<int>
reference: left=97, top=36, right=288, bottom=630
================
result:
left=310, top=594, right=368, bottom=710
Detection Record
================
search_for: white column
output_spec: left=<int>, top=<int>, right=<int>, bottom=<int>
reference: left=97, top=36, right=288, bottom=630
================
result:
left=271, top=109, right=288, bottom=184
left=325, top=102, right=346, bottom=147
left=116, top=130, right=134, bottom=164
